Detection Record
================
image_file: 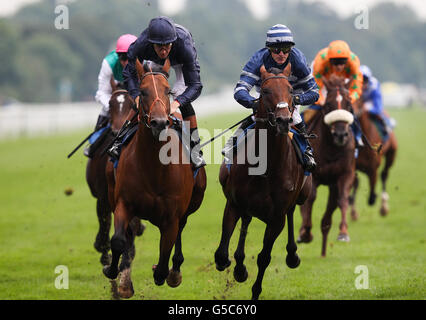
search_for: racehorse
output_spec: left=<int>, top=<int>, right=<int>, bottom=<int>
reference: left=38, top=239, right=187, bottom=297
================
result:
left=86, top=88, right=144, bottom=266
left=297, top=75, right=356, bottom=257
left=214, top=64, right=312, bottom=300
left=349, top=96, right=398, bottom=218
left=102, top=59, right=207, bottom=299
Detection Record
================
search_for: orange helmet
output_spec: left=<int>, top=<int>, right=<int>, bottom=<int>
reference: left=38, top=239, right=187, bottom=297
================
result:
left=327, top=40, right=350, bottom=59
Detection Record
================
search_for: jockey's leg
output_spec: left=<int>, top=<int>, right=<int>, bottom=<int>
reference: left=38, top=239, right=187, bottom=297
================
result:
left=221, top=116, right=255, bottom=159
left=293, top=107, right=316, bottom=172
left=84, top=110, right=111, bottom=158
left=350, top=117, right=364, bottom=147
left=180, top=103, right=206, bottom=169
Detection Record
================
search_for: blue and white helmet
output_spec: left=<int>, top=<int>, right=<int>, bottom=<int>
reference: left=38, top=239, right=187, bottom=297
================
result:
left=265, top=24, right=295, bottom=47
left=360, top=65, right=373, bottom=80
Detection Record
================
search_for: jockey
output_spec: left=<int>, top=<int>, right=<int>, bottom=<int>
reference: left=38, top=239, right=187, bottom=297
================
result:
left=312, top=40, right=364, bottom=146
left=230, top=24, right=319, bottom=171
left=360, top=65, right=394, bottom=134
left=108, top=16, right=205, bottom=169
left=85, top=34, right=137, bottom=158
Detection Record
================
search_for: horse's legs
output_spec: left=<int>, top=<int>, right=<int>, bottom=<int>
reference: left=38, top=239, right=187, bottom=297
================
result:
left=215, top=201, right=240, bottom=271
left=117, top=225, right=136, bottom=299
left=166, top=217, right=188, bottom=288
left=380, top=146, right=396, bottom=216
left=251, top=217, right=285, bottom=300
left=286, top=205, right=301, bottom=269
left=349, top=174, right=359, bottom=221
left=94, top=197, right=112, bottom=266
left=321, top=184, right=338, bottom=257
left=367, top=169, right=378, bottom=206
left=154, top=220, right=179, bottom=286
left=103, top=201, right=132, bottom=280
left=297, top=184, right=317, bottom=243
left=337, top=173, right=354, bottom=243
left=233, top=214, right=252, bottom=283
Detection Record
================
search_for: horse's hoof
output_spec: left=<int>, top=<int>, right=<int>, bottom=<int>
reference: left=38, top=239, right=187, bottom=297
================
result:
left=103, top=265, right=118, bottom=280
left=380, top=206, right=389, bottom=217
left=297, top=233, right=313, bottom=244
left=368, top=193, right=377, bottom=206
left=286, top=254, right=301, bottom=269
left=215, top=259, right=231, bottom=272
left=166, top=269, right=182, bottom=288
left=233, top=265, right=248, bottom=283
left=351, top=210, right=359, bottom=221
left=100, top=253, right=111, bottom=266
left=337, top=233, right=350, bottom=242
left=118, top=281, right=134, bottom=299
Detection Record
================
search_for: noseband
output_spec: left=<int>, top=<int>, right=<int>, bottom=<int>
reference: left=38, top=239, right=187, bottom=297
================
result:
left=256, top=75, right=294, bottom=127
left=138, top=70, right=170, bottom=128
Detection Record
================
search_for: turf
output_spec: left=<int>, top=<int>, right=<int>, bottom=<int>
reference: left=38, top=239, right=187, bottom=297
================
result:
left=0, top=107, right=424, bottom=300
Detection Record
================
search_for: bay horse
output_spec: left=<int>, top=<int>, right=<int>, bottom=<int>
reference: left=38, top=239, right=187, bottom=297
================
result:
left=349, top=96, right=398, bottom=218
left=86, top=88, right=144, bottom=266
left=102, top=59, right=206, bottom=299
left=297, top=75, right=356, bottom=257
left=214, top=64, right=312, bottom=300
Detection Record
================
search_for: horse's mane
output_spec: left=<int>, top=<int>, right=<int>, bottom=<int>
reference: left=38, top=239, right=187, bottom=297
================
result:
left=267, top=67, right=284, bottom=75
left=143, top=61, right=169, bottom=78
left=327, top=74, right=346, bottom=87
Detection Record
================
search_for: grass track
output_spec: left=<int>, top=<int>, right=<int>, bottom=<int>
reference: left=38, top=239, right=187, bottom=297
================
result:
left=0, top=108, right=425, bottom=300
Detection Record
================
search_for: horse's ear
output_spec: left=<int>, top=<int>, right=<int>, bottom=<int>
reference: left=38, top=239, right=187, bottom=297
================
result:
left=259, top=65, right=267, bottom=79
left=163, top=58, right=171, bottom=74
left=283, top=62, right=291, bottom=77
left=135, top=58, right=145, bottom=81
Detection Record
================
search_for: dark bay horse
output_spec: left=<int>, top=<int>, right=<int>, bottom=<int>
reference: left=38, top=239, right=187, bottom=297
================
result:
left=86, top=89, right=144, bottom=266
left=297, top=75, right=356, bottom=257
left=214, top=64, right=312, bottom=300
left=102, top=59, right=206, bottom=299
left=349, top=97, right=398, bottom=218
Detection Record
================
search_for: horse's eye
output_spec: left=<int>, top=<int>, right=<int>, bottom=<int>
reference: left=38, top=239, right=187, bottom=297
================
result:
left=140, top=90, right=148, bottom=97
left=262, top=89, right=271, bottom=95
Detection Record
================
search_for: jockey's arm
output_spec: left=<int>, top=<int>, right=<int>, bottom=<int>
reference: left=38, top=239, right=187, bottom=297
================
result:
left=123, top=39, right=144, bottom=100
left=95, top=59, right=114, bottom=110
left=347, top=54, right=363, bottom=104
left=175, top=60, right=203, bottom=107
left=233, top=52, right=262, bottom=110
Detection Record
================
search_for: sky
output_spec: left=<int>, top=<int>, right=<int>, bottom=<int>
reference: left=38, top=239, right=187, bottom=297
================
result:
left=0, top=0, right=425, bottom=20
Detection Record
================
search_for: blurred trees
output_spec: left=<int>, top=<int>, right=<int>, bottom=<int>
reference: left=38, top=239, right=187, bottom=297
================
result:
left=0, top=0, right=424, bottom=103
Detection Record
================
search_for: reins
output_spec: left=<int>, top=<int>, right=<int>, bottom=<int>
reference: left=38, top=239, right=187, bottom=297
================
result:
left=256, top=75, right=294, bottom=127
left=138, top=69, right=170, bottom=128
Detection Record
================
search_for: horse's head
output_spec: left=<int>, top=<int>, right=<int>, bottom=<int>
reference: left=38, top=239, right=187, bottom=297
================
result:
left=136, top=58, right=171, bottom=139
left=322, top=75, right=354, bottom=147
left=257, top=63, right=294, bottom=135
left=109, top=90, right=134, bottom=133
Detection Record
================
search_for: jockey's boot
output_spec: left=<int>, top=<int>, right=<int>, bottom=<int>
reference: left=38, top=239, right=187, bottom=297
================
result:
left=189, top=128, right=206, bottom=169
left=351, top=119, right=364, bottom=147
left=221, top=117, right=254, bottom=159
left=106, top=119, right=135, bottom=160
left=84, top=115, right=110, bottom=158
left=295, top=122, right=317, bottom=172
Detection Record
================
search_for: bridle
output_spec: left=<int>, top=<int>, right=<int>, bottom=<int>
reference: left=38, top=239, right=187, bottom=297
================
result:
left=137, top=69, right=170, bottom=128
left=256, top=75, right=294, bottom=127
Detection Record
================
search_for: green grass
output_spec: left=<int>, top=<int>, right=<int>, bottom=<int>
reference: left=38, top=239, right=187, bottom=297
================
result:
left=0, top=108, right=425, bottom=300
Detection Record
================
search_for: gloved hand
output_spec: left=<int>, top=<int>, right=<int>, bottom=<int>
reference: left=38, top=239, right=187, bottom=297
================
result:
left=293, top=94, right=301, bottom=106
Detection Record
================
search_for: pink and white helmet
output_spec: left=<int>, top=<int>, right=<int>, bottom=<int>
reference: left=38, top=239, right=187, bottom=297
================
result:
left=116, top=34, right=137, bottom=53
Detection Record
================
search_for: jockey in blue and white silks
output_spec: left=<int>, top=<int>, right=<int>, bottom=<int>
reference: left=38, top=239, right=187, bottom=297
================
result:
left=232, top=24, right=319, bottom=171
left=360, top=65, right=395, bottom=136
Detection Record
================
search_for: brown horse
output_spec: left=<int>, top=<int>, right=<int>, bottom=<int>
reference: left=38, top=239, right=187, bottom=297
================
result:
left=297, top=75, right=356, bottom=257
left=86, top=89, right=144, bottom=266
left=102, top=59, right=206, bottom=299
left=214, top=64, right=312, bottom=300
left=349, top=97, right=398, bottom=218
